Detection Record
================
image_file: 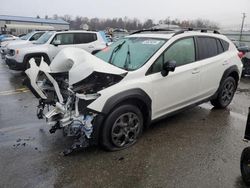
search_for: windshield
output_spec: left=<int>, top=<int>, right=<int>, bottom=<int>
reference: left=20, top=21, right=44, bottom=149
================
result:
left=20, top=32, right=34, bottom=40
left=34, top=31, right=54, bottom=44
left=95, top=37, right=166, bottom=70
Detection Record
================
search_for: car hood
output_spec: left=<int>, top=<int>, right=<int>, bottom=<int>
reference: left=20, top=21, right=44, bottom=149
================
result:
left=50, top=47, right=127, bottom=85
left=26, top=47, right=127, bottom=86
left=7, top=42, right=37, bottom=50
left=1, top=39, right=20, bottom=47
left=6, top=40, right=30, bottom=48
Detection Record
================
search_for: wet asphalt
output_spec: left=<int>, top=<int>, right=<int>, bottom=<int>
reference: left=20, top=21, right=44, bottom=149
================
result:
left=1, top=59, right=250, bottom=188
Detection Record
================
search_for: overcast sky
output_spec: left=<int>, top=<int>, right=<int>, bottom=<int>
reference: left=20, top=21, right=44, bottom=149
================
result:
left=1, top=0, right=249, bottom=28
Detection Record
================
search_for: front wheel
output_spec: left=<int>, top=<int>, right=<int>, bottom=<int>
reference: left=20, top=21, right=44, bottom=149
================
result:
left=241, top=147, right=250, bottom=186
left=211, top=76, right=236, bottom=108
left=101, top=104, right=143, bottom=151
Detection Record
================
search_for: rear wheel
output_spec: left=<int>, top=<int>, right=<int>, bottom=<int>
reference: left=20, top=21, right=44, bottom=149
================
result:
left=101, top=104, right=143, bottom=151
left=211, top=76, right=236, bottom=108
left=241, top=147, right=250, bottom=186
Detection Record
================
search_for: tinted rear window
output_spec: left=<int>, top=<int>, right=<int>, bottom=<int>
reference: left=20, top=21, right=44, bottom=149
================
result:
left=197, top=37, right=219, bottom=60
left=216, top=39, right=224, bottom=54
left=74, top=33, right=97, bottom=44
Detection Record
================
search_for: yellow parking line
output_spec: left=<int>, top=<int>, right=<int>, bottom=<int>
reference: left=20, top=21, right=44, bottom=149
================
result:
left=0, top=88, right=30, bottom=96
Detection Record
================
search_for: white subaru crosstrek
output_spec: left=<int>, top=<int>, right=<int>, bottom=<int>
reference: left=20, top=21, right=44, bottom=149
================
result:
left=24, top=29, right=243, bottom=154
left=5, top=30, right=107, bottom=71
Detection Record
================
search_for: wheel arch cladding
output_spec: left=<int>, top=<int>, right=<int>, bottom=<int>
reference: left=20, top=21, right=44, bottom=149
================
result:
left=24, top=53, right=51, bottom=65
left=221, top=65, right=240, bottom=86
left=102, top=88, right=152, bottom=128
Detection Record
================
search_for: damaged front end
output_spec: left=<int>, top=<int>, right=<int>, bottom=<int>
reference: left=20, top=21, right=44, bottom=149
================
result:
left=24, top=48, right=126, bottom=155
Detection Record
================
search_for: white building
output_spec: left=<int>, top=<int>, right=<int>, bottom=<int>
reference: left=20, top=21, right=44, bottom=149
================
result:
left=0, top=15, right=69, bottom=35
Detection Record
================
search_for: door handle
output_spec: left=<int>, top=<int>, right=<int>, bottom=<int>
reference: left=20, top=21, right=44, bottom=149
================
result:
left=192, top=68, right=200, bottom=74
left=223, top=61, right=229, bottom=65
left=88, top=45, right=94, bottom=48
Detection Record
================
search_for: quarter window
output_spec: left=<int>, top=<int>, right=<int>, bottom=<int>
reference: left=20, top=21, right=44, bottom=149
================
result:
left=220, top=39, right=229, bottom=51
left=216, top=39, right=224, bottom=54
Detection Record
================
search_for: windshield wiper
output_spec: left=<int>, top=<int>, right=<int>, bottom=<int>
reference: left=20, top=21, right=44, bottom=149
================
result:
left=124, top=44, right=131, bottom=70
left=108, top=41, right=126, bottom=64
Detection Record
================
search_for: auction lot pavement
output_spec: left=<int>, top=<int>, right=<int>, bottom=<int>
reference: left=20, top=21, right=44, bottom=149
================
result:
left=1, top=59, right=250, bottom=188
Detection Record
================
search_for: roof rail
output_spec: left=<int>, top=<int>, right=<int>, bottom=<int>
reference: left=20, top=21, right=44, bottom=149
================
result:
left=172, top=28, right=220, bottom=37
left=130, top=28, right=176, bottom=35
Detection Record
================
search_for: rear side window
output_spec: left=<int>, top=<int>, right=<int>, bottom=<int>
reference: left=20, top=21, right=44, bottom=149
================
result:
left=74, top=33, right=97, bottom=44
left=197, top=37, right=218, bottom=60
left=220, top=39, right=230, bottom=51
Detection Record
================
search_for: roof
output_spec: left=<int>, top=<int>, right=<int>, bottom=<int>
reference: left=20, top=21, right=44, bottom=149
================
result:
left=0, top=15, right=69, bottom=25
left=128, top=33, right=174, bottom=39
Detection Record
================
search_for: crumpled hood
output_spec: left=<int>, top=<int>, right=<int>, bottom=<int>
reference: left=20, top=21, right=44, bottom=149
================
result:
left=49, top=47, right=127, bottom=85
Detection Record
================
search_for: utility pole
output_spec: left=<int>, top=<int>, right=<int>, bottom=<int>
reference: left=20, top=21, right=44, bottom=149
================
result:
left=240, top=13, right=246, bottom=42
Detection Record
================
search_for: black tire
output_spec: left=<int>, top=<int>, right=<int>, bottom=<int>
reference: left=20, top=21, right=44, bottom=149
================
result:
left=101, top=104, right=143, bottom=151
left=241, top=147, right=250, bottom=186
left=211, top=76, right=236, bottom=108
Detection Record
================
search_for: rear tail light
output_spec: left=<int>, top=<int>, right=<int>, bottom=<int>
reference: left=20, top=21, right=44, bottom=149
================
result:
left=238, top=51, right=245, bottom=59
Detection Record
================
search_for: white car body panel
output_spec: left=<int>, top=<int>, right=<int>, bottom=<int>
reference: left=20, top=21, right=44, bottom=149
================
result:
left=6, top=31, right=107, bottom=67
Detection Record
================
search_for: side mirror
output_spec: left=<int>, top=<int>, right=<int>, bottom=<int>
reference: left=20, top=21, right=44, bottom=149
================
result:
left=161, top=60, right=176, bottom=77
left=52, top=40, right=61, bottom=46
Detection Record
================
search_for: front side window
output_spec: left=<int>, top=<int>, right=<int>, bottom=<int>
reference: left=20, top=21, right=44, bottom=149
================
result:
left=149, top=37, right=195, bottom=74
left=52, top=33, right=74, bottom=45
left=95, top=37, right=166, bottom=71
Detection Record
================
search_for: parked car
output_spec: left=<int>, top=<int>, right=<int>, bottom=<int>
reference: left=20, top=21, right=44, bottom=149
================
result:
left=24, top=29, right=242, bottom=154
left=237, top=46, right=250, bottom=76
left=0, top=34, right=18, bottom=42
left=5, top=30, right=107, bottom=70
left=240, top=107, right=250, bottom=186
left=0, top=31, right=45, bottom=59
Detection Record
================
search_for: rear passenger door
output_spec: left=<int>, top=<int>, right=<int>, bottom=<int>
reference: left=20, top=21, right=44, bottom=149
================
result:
left=73, top=33, right=98, bottom=53
left=196, top=37, right=228, bottom=98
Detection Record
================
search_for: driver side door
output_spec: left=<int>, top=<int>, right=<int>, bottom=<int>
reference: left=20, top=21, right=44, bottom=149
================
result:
left=146, top=37, right=203, bottom=120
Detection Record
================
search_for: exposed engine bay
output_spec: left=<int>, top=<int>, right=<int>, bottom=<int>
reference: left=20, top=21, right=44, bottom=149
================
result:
left=24, top=48, right=126, bottom=155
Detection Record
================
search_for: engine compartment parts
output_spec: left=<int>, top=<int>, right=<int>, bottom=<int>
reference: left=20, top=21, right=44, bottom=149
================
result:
left=24, top=48, right=125, bottom=155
